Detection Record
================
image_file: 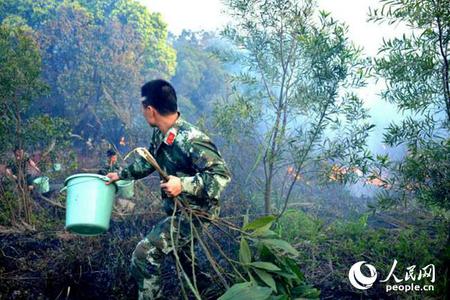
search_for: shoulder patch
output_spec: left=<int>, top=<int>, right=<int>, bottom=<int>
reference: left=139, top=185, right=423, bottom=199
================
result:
left=165, top=130, right=176, bottom=145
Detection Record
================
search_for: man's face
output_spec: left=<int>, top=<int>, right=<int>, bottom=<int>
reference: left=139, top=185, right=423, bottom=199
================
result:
left=109, top=155, right=117, bottom=164
left=14, top=149, right=24, bottom=159
left=142, top=103, right=157, bottom=127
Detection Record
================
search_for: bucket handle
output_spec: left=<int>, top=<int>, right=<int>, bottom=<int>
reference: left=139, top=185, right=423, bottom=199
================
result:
left=59, top=176, right=113, bottom=194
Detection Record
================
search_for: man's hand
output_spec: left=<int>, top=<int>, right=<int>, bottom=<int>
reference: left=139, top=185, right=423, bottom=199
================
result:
left=5, top=169, right=16, bottom=180
left=29, top=159, right=41, bottom=174
left=105, top=172, right=120, bottom=185
left=160, top=175, right=182, bottom=198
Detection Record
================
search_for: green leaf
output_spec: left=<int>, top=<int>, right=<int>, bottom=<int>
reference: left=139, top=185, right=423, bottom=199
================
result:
left=252, top=228, right=278, bottom=238
left=218, top=282, right=272, bottom=300
left=273, top=270, right=298, bottom=280
left=254, top=268, right=277, bottom=292
left=249, top=261, right=281, bottom=272
left=285, top=258, right=305, bottom=281
left=261, top=239, right=299, bottom=256
left=258, top=244, right=274, bottom=261
left=243, top=215, right=276, bottom=231
left=239, top=237, right=251, bottom=264
left=291, top=283, right=321, bottom=299
left=270, top=296, right=288, bottom=300
left=367, top=124, right=376, bottom=131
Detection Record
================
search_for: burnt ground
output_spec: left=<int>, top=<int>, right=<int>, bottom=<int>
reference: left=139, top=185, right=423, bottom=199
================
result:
left=0, top=212, right=232, bottom=300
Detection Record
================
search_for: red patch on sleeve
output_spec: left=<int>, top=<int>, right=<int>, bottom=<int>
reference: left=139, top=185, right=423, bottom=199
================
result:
left=166, top=132, right=176, bottom=145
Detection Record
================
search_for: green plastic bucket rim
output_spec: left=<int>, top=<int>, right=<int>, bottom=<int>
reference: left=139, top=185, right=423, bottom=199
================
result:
left=116, top=179, right=134, bottom=187
left=63, top=173, right=118, bottom=192
left=32, top=176, right=50, bottom=193
left=33, top=176, right=49, bottom=183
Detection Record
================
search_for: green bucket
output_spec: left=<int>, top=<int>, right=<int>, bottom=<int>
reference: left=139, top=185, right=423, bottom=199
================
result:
left=63, top=173, right=118, bottom=236
left=33, top=176, right=50, bottom=193
left=53, top=163, right=62, bottom=171
left=116, top=180, right=134, bottom=198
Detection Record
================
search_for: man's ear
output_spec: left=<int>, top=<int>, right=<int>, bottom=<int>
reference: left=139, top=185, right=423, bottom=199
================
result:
left=150, top=106, right=159, bottom=118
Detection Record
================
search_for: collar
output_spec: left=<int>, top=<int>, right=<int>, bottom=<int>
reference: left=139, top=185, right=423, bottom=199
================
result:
left=162, top=112, right=183, bottom=146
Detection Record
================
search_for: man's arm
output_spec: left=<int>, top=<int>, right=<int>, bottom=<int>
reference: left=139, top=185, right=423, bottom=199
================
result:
left=179, top=137, right=232, bottom=201
left=5, top=168, right=17, bottom=180
left=119, top=155, right=155, bottom=180
left=28, top=159, right=41, bottom=173
left=119, top=130, right=159, bottom=180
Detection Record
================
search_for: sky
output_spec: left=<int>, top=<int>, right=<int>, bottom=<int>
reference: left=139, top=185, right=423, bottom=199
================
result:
left=139, top=0, right=412, bottom=153
left=140, top=0, right=229, bottom=36
left=140, top=0, right=409, bottom=57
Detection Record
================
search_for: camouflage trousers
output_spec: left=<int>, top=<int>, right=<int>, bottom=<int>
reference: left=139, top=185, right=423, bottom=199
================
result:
left=130, top=215, right=200, bottom=300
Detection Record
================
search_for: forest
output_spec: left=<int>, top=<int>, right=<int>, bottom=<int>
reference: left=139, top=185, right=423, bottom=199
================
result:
left=0, top=0, right=448, bottom=299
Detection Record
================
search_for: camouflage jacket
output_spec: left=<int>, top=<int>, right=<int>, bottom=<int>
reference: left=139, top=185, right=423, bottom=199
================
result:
left=98, top=161, right=120, bottom=176
left=119, top=113, right=231, bottom=215
left=7, top=154, right=30, bottom=176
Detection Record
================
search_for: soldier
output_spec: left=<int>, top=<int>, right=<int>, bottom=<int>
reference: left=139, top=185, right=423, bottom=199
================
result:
left=98, top=149, right=120, bottom=175
left=106, top=79, right=231, bottom=299
left=6, top=147, right=41, bottom=190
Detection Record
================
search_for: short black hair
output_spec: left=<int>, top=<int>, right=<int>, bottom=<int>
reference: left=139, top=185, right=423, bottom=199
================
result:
left=141, top=79, right=177, bottom=115
left=106, top=149, right=116, bottom=157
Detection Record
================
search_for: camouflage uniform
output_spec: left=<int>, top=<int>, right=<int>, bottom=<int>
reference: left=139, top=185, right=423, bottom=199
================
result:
left=98, top=160, right=120, bottom=176
left=7, top=153, right=35, bottom=185
left=119, top=113, right=231, bottom=299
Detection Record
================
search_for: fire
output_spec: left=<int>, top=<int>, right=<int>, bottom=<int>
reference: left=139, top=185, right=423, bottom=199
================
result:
left=329, top=164, right=346, bottom=181
left=366, top=176, right=392, bottom=189
left=120, top=136, right=126, bottom=146
left=351, top=167, right=363, bottom=177
left=328, top=165, right=365, bottom=181
left=286, top=166, right=301, bottom=181
left=287, top=166, right=294, bottom=174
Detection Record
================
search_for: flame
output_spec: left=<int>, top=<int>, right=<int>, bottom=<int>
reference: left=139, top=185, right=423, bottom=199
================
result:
left=329, top=164, right=346, bottom=181
left=366, top=176, right=392, bottom=189
left=328, top=165, right=365, bottom=181
left=351, top=167, right=364, bottom=177
left=120, top=136, right=126, bottom=146
left=286, top=166, right=301, bottom=181
left=287, top=166, right=295, bottom=174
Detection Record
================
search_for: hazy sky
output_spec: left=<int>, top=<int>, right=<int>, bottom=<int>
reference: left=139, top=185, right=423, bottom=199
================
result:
left=140, top=0, right=409, bottom=57
left=140, top=0, right=229, bottom=35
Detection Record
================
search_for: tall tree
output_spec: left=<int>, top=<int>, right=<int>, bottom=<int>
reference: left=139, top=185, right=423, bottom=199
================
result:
left=0, top=0, right=177, bottom=78
left=368, top=0, right=450, bottom=211
left=0, top=23, right=46, bottom=224
left=38, top=3, right=146, bottom=142
left=0, top=23, right=45, bottom=152
left=369, top=0, right=450, bottom=147
left=0, top=0, right=58, bottom=27
left=108, top=0, right=176, bottom=78
left=221, top=0, right=373, bottom=214
left=172, top=30, right=229, bottom=120
left=0, top=0, right=177, bottom=146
